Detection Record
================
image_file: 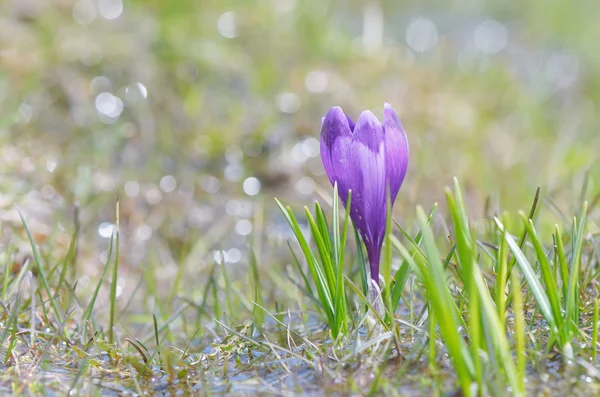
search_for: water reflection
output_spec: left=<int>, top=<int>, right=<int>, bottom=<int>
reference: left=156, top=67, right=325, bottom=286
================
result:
left=242, top=177, right=261, bottom=196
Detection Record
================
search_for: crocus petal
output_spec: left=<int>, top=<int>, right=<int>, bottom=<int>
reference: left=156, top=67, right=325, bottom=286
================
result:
left=320, top=107, right=352, bottom=187
left=345, top=114, right=356, bottom=131
left=347, top=111, right=387, bottom=281
left=322, top=113, right=355, bottom=131
left=352, top=110, right=384, bottom=152
left=348, top=142, right=386, bottom=280
left=383, top=103, right=409, bottom=204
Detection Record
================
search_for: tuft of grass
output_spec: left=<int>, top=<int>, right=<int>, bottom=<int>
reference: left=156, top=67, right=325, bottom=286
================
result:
left=275, top=183, right=351, bottom=340
left=395, top=179, right=528, bottom=396
left=495, top=200, right=588, bottom=358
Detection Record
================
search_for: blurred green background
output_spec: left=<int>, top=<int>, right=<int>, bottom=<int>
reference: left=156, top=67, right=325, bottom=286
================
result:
left=1, top=0, right=599, bottom=297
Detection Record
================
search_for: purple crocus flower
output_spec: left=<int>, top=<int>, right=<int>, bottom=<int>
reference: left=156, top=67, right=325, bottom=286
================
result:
left=320, top=103, right=409, bottom=284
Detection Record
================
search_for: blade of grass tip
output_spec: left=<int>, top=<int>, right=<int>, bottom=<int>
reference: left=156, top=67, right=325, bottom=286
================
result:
left=334, top=188, right=351, bottom=336
left=249, top=250, right=265, bottom=330
left=494, top=217, right=556, bottom=333
left=495, top=222, right=509, bottom=327
left=389, top=235, right=425, bottom=282
left=473, top=267, right=523, bottom=397
left=337, top=189, right=352, bottom=284
left=275, top=200, right=328, bottom=301
left=505, top=186, right=541, bottom=283
left=295, top=212, right=335, bottom=320
left=331, top=183, right=340, bottom=273
left=15, top=206, right=63, bottom=327
left=55, top=206, right=80, bottom=305
left=315, top=201, right=334, bottom=267
left=168, top=241, right=189, bottom=314
left=355, top=227, right=369, bottom=298
left=2, top=255, right=10, bottom=302
left=220, top=250, right=235, bottom=324
left=577, top=168, right=590, bottom=212
left=393, top=204, right=437, bottom=267
left=286, top=241, right=316, bottom=300
left=140, top=303, right=188, bottom=345
left=446, top=179, right=474, bottom=297
left=82, top=232, right=114, bottom=342
left=275, top=199, right=334, bottom=328
left=511, top=271, right=526, bottom=390
left=468, top=278, right=482, bottom=390
left=519, top=214, right=563, bottom=333
left=194, top=262, right=217, bottom=329
left=592, top=297, right=598, bottom=364
left=383, top=186, right=393, bottom=321
left=391, top=234, right=464, bottom=331
left=391, top=204, right=438, bottom=311
left=253, top=196, right=264, bottom=263
left=125, top=338, right=149, bottom=364
left=115, top=337, right=144, bottom=395
left=29, top=271, right=36, bottom=347
left=153, top=314, right=162, bottom=364
left=209, top=275, right=222, bottom=321
left=4, top=291, right=21, bottom=364
left=390, top=259, right=410, bottom=313
left=0, top=300, right=13, bottom=353
left=329, top=183, right=343, bottom=337
left=306, top=205, right=336, bottom=293
left=109, top=194, right=120, bottom=344
left=554, top=225, right=569, bottom=304
left=566, top=201, right=587, bottom=340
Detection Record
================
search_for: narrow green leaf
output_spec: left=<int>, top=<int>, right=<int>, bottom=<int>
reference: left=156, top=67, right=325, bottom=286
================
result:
left=473, top=266, right=523, bottom=397
left=519, top=214, right=563, bottom=334
left=16, top=206, right=63, bottom=327
left=275, top=199, right=334, bottom=321
left=406, top=207, right=475, bottom=392
left=566, top=201, right=587, bottom=336
left=554, top=226, right=569, bottom=303
left=494, top=217, right=556, bottom=332
left=511, top=271, right=526, bottom=391
left=391, top=204, right=437, bottom=310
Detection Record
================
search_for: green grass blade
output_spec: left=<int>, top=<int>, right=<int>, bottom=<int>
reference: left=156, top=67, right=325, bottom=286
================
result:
left=566, top=202, right=587, bottom=337
left=495, top=225, right=509, bottom=327
left=494, top=217, right=556, bottom=333
left=519, top=214, right=563, bottom=333
left=108, top=198, right=120, bottom=344
left=473, top=267, right=523, bottom=397
left=593, top=297, right=598, bottom=364
left=15, top=206, right=63, bottom=327
left=275, top=199, right=334, bottom=326
left=331, top=183, right=340, bottom=273
left=407, top=206, right=475, bottom=392
left=334, top=187, right=351, bottom=336
left=446, top=179, right=474, bottom=296
left=249, top=250, right=264, bottom=330
left=354, top=227, right=369, bottom=298
left=286, top=241, right=315, bottom=299
left=305, top=206, right=336, bottom=293
left=82, top=233, right=114, bottom=323
left=390, top=204, right=437, bottom=311
left=554, top=225, right=569, bottom=303
left=382, top=186, right=393, bottom=319
left=511, top=271, right=526, bottom=390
